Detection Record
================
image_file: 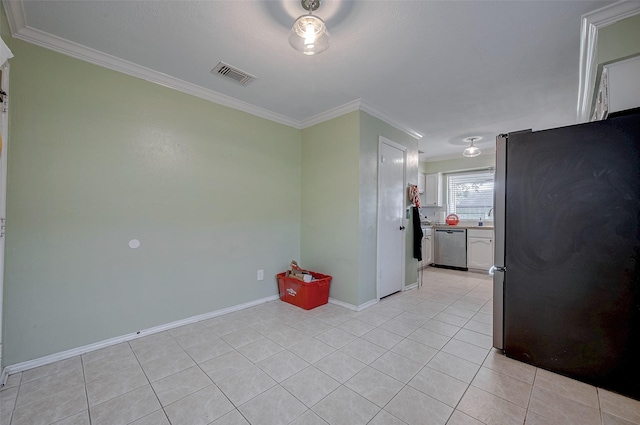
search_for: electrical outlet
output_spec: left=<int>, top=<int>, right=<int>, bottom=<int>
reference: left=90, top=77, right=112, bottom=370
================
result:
left=257, top=269, right=264, bottom=281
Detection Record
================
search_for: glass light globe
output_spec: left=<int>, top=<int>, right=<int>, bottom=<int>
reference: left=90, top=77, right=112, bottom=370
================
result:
left=463, top=142, right=481, bottom=157
left=289, top=14, right=330, bottom=55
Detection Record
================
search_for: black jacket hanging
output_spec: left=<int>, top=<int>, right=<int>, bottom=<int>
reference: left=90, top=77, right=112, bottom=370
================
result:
left=412, top=206, right=423, bottom=261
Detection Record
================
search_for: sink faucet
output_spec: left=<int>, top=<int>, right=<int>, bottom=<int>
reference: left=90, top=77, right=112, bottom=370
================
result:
left=488, top=208, right=494, bottom=217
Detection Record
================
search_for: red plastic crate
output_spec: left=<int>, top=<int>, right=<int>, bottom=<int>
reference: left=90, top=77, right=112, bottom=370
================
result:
left=277, top=271, right=332, bottom=310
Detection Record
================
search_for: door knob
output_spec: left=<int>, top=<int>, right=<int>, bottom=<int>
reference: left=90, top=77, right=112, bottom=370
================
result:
left=399, top=226, right=406, bottom=230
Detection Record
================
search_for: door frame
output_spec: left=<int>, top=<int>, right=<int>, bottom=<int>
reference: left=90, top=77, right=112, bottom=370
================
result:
left=376, top=136, right=407, bottom=300
left=577, top=1, right=640, bottom=123
left=0, top=62, right=9, bottom=376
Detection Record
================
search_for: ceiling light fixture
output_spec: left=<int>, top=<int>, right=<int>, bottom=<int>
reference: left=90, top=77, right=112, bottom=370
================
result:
left=289, top=0, right=330, bottom=55
left=463, top=137, right=482, bottom=157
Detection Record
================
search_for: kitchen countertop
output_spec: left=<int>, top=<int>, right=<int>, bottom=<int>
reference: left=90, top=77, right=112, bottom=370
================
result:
left=423, top=223, right=494, bottom=230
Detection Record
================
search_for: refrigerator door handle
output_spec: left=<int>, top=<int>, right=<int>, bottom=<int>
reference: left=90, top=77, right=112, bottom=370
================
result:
left=489, top=265, right=506, bottom=276
left=493, top=133, right=508, bottom=351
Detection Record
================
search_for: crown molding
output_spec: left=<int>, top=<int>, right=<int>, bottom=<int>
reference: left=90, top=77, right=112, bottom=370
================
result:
left=577, top=0, right=640, bottom=123
left=3, top=1, right=301, bottom=128
left=2, top=0, right=26, bottom=35
left=299, top=98, right=423, bottom=140
left=359, top=101, right=423, bottom=140
left=3, top=0, right=424, bottom=140
left=300, top=99, right=363, bottom=128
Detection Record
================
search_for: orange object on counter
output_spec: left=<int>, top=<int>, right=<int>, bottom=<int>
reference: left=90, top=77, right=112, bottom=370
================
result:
left=445, top=214, right=460, bottom=225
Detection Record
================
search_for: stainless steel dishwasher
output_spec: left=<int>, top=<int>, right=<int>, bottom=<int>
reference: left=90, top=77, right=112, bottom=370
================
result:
left=434, top=228, right=467, bottom=270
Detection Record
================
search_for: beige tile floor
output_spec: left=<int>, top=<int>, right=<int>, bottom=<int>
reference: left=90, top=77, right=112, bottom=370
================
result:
left=2, top=267, right=640, bottom=425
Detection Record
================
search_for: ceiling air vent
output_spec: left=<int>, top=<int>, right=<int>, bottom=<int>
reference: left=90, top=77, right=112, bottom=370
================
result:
left=211, top=62, right=257, bottom=86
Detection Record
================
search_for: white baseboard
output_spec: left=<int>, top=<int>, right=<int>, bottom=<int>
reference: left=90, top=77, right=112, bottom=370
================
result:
left=329, top=297, right=378, bottom=312
left=404, top=282, right=418, bottom=291
left=357, top=299, right=379, bottom=311
left=1, top=365, right=7, bottom=387
left=1, top=294, right=279, bottom=381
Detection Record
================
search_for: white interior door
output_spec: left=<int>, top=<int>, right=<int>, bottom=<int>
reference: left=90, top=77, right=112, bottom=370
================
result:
left=377, top=137, right=406, bottom=299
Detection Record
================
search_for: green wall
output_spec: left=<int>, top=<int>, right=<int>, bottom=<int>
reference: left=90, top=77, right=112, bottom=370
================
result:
left=420, top=154, right=495, bottom=174
left=1, top=5, right=10, bottom=45
left=300, top=111, right=419, bottom=307
left=2, top=9, right=422, bottom=366
left=597, top=14, right=640, bottom=65
left=3, top=39, right=301, bottom=365
left=300, top=112, right=361, bottom=306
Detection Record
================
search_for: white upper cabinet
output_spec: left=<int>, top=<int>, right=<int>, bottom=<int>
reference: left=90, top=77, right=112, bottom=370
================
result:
left=424, top=173, right=442, bottom=207
left=418, top=172, right=426, bottom=194
left=418, top=172, right=426, bottom=206
left=606, top=55, right=640, bottom=115
left=593, top=55, right=640, bottom=120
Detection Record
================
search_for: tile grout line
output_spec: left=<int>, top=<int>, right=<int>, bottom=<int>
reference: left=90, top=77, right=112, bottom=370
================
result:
left=597, top=387, right=604, bottom=425
left=126, top=338, right=174, bottom=425
left=12, top=269, right=632, bottom=425
left=161, top=331, right=242, bottom=424
left=80, top=355, right=92, bottom=425
left=522, top=368, right=539, bottom=425
left=445, top=343, right=493, bottom=425
left=9, top=359, right=89, bottom=425
left=393, top=272, right=490, bottom=425
left=167, top=315, right=350, bottom=424
left=257, top=284, right=463, bottom=425
left=419, top=271, right=495, bottom=425
left=7, top=372, right=20, bottom=425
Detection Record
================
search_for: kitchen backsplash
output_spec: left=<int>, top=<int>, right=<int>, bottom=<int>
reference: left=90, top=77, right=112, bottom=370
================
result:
left=419, top=206, right=445, bottom=223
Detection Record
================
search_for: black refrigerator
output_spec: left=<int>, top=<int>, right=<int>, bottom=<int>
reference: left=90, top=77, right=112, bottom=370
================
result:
left=492, top=108, right=640, bottom=400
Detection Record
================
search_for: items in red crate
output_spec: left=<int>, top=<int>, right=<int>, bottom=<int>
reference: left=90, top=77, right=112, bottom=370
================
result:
left=286, top=260, right=313, bottom=282
left=277, top=261, right=332, bottom=310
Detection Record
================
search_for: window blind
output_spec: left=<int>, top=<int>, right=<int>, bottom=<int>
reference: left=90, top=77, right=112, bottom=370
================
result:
left=446, top=170, right=494, bottom=220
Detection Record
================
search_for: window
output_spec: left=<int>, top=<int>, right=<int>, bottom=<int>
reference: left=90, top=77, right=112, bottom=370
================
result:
left=446, top=170, right=494, bottom=220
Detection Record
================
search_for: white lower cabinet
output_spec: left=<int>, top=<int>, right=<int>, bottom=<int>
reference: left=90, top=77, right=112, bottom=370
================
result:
left=419, top=228, right=433, bottom=269
left=467, top=229, right=494, bottom=271
left=423, top=234, right=433, bottom=265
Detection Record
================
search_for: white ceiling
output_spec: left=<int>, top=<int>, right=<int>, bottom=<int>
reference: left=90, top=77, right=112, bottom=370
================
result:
left=4, top=0, right=614, bottom=161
